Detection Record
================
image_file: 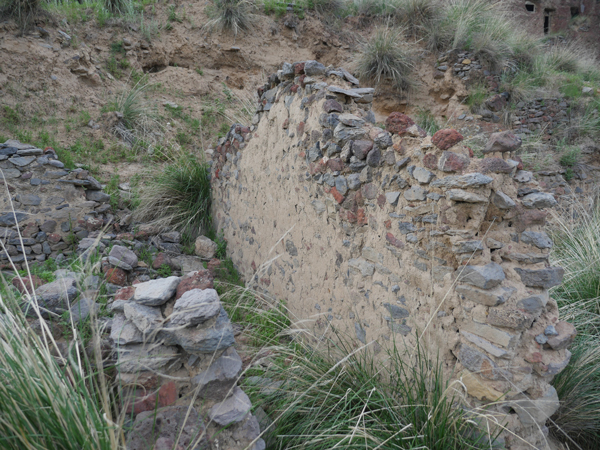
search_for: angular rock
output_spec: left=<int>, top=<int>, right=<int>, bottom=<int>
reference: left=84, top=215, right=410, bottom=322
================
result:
left=304, top=60, right=326, bottom=76
left=323, top=99, right=343, bottom=113
left=455, top=344, right=505, bottom=380
left=334, top=123, right=367, bottom=145
left=124, top=302, right=164, bottom=335
left=447, top=189, right=488, bottom=203
left=452, top=240, right=483, bottom=254
left=547, top=321, right=576, bottom=350
left=160, top=307, right=235, bottom=354
left=374, top=131, right=393, bottom=149
left=487, top=308, right=534, bottom=330
left=455, top=285, right=514, bottom=306
left=351, top=140, right=373, bottom=160
left=366, top=146, right=381, bottom=167
left=521, top=231, right=552, bottom=249
left=412, top=167, right=435, bottom=184
left=385, top=191, right=401, bottom=206
left=509, top=387, right=559, bottom=426
left=438, top=151, right=470, bottom=172
left=34, top=277, right=78, bottom=312
left=491, top=191, right=515, bottom=209
left=127, top=406, right=206, bottom=450
left=514, top=267, right=564, bottom=288
left=108, top=245, right=138, bottom=271
left=522, top=192, right=557, bottom=209
left=385, top=112, right=415, bottom=135
left=170, top=288, right=221, bottom=327
left=431, top=173, right=493, bottom=189
left=192, top=347, right=242, bottom=400
left=209, top=386, right=252, bottom=426
left=86, top=191, right=110, bottom=203
left=480, top=157, right=514, bottom=174
left=502, top=252, right=549, bottom=264
left=133, top=276, right=180, bottom=306
left=69, top=298, right=98, bottom=323
left=461, top=331, right=508, bottom=358
left=404, top=186, right=426, bottom=201
left=110, top=313, right=144, bottom=345
left=483, top=131, right=522, bottom=154
left=457, top=263, right=505, bottom=289
left=194, top=236, right=217, bottom=259
left=432, top=129, right=463, bottom=150
left=176, top=269, right=214, bottom=299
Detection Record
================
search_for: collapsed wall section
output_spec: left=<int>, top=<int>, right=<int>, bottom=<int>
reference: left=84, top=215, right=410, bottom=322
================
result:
left=210, top=61, right=574, bottom=449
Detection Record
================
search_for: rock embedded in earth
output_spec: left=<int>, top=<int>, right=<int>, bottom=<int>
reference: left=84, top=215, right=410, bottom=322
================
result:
left=175, top=269, right=214, bottom=299
left=438, top=151, right=470, bottom=172
left=192, top=347, right=242, bottom=399
left=521, top=192, right=558, bottom=209
left=514, top=267, right=564, bottom=289
left=385, top=112, right=415, bottom=135
left=482, top=131, right=522, bottom=154
left=491, top=191, right=515, bottom=209
left=431, top=129, right=463, bottom=150
left=521, top=231, right=552, bottom=249
left=108, top=245, right=138, bottom=271
left=209, top=387, right=252, bottom=426
left=447, top=189, right=488, bottom=203
left=110, top=313, right=144, bottom=345
left=124, top=302, right=164, bottom=334
left=34, top=277, right=78, bottom=312
left=458, top=263, right=505, bottom=289
left=194, top=236, right=217, bottom=259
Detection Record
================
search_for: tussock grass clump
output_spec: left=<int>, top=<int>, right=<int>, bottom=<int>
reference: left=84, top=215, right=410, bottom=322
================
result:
left=550, top=336, right=600, bottom=448
left=392, top=0, right=440, bottom=38
left=103, top=0, right=132, bottom=14
left=204, top=0, right=257, bottom=37
left=134, top=154, right=212, bottom=241
left=355, top=27, right=415, bottom=92
left=0, top=290, right=118, bottom=450
left=245, top=334, right=496, bottom=449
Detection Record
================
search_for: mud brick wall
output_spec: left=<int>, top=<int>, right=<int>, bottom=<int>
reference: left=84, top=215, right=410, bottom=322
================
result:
left=0, top=140, right=112, bottom=269
left=210, top=61, right=574, bottom=449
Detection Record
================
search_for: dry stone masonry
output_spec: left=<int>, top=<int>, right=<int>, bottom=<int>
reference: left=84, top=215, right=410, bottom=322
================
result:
left=210, top=60, right=575, bottom=449
left=0, top=139, right=111, bottom=269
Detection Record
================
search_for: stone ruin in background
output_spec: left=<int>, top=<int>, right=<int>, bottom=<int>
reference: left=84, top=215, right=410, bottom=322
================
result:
left=210, top=60, right=576, bottom=449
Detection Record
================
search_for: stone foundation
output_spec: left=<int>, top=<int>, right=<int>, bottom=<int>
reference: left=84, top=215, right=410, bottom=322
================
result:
left=210, top=61, right=575, bottom=448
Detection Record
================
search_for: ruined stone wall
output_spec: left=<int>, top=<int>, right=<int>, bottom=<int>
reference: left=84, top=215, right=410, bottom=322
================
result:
left=210, top=61, right=574, bottom=449
left=0, top=140, right=112, bottom=269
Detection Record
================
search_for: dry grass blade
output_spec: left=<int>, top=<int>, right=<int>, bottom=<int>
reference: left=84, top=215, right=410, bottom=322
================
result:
left=203, top=0, right=258, bottom=38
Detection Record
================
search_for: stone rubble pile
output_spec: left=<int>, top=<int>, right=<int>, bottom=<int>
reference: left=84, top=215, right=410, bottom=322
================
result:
left=210, top=60, right=576, bottom=450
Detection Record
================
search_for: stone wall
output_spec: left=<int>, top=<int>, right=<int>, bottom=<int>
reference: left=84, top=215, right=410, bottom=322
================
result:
left=210, top=61, right=575, bottom=449
left=0, top=139, right=112, bottom=269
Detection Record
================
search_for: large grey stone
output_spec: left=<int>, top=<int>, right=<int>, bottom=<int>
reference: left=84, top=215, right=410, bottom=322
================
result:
left=69, top=297, right=98, bottom=323
left=431, top=173, right=493, bottom=189
left=514, top=267, right=564, bottom=288
left=124, top=302, right=164, bottom=335
left=522, top=192, right=557, bottom=209
left=170, top=288, right=221, bottom=326
left=333, top=123, right=367, bottom=145
left=133, top=276, right=180, bottom=306
left=509, top=387, right=559, bottom=426
left=461, top=331, right=508, bottom=358
left=108, top=245, right=138, bottom=271
left=191, top=347, right=242, bottom=399
left=521, top=231, right=552, bottom=249
left=483, top=131, right=522, bottom=154
left=447, top=189, right=488, bottom=203
left=304, top=60, right=327, bottom=76
left=85, top=191, right=111, bottom=202
left=491, top=191, right=515, bottom=209
left=452, top=240, right=483, bottom=254
left=412, top=167, right=435, bottom=184
left=383, top=303, right=409, bottom=319
left=115, top=343, right=180, bottom=373
left=385, top=191, right=401, bottom=206
left=404, top=186, right=426, bottom=201
left=110, top=313, right=144, bottom=345
left=455, top=285, right=514, bottom=307
left=455, top=344, right=507, bottom=380
left=34, top=277, right=78, bottom=312
left=16, top=194, right=41, bottom=206
left=209, top=387, right=252, bottom=426
left=0, top=212, right=27, bottom=226
left=194, top=235, right=217, bottom=259
left=457, top=263, right=505, bottom=289
left=517, top=294, right=548, bottom=315
left=9, top=156, right=36, bottom=167
left=160, top=307, right=235, bottom=355
left=127, top=406, right=206, bottom=450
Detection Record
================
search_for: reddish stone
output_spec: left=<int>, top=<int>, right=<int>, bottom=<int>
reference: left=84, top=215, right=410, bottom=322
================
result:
left=126, top=382, right=178, bottom=415
left=207, top=258, right=221, bottom=274
left=346, top=210, right=357, bottom=223
left=485, top=93, right=507, bottom=112
left=12, top=275, right=45, bottom=294
left=290, top=84, right=299, bottom=93
left=331, top=187, right=345, bottom=204
left=467, top=147, right=474, bottom=158
left=352, top=140, right=373, bottom=160
left=357, top=208, right=367, bottom=226
left=525, top=352, right=543, bottom=364
left=105, top=268, right=128, bottom=286
left=115, top=286, right=135, bottom=301
left=86, top=217, right=104, bottom=231
left=386, top=233, right=404, bottom=249
left=393, top=140, right=405, bottom=154
left=423, top=153, right=438, bottom=170
left=22, top=222, right=39, bottom=238
left=438, top=151, right=470, bottom=172
left=327, top=158, right=344, bottom=172
left=323, top=99, right=343, bottom=113
left=355, top=190, right=364, bottom=206
left=384, top=219, right=392, bottom=229
left=251, top=260, right=257, bottom=272
left=152, top=252, right=181, bottom=271
left=377, top=194, right=386, bottom=208
left=432, top=129, right=464, bottom=150
left=361, top=183, right=378, bottom=200
left=385, top=112, right=415, bottom=136
left=515, top=207, right=547, bottom=232
left=480, top=157, right=513, bottom=174
left=175, top=269, right=214, bottom=300
left=47, top=233, right=62, bottom=244
left=298, top=74, right=306, bottom=88
left=293, top=62, right=305, bottom=74
left=297, top=121, right=305, bottom=136
left=513, top=155, right=524, bottom=170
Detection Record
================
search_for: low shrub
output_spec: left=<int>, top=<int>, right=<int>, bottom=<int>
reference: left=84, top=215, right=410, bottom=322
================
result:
left=354, top=27, right=415, bottom=92
left=204, top=0, right=257, bottom=37
left=133, top=154, right=212, bottom=241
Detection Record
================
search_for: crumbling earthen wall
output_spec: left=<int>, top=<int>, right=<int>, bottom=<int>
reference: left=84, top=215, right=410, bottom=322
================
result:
left=210, top=61, right=574, bottom=449
left=0, top=140, right=112, bottom=269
